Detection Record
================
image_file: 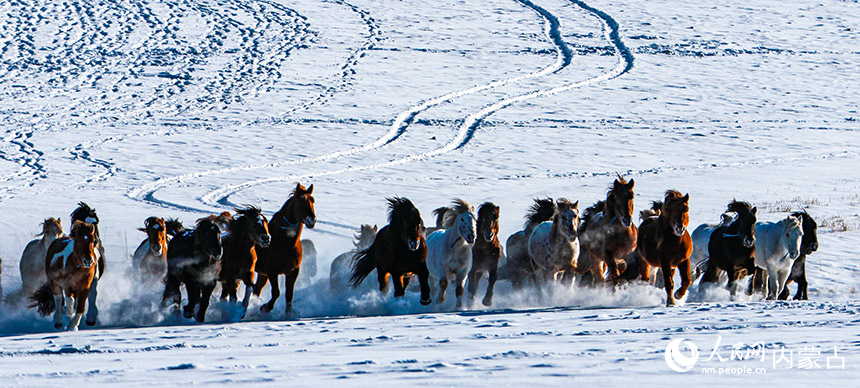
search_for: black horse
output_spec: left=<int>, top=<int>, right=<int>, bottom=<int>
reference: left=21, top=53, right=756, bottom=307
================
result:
left=162, top=218, right=223, bottom=322
left=780, top=211, right=818, bottom=300
left=69, top=202, right=106, bottom=326
left=351, top=197, right=431, bottom=305
left=698, top=201, right=757, bottom=295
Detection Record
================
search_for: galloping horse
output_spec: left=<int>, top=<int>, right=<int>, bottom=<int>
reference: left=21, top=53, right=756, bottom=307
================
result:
left=350, top=197, right=431, bottom=305
left=635, top=190, right=693, bottom=306
left=693, top=201, right=757, bottom=296
left=528, top=199, right=580, bottom=287
left=579, top=177, right=637, bottom=285
left=752, top=214, right=804, bottom=300
left=504, top=198, right=556, bottom=288
left=20, top=218, right=64, bottom=297
left=253, top=183, right=316, bottom=314
left=466, top=202, right=502, bottom=306
left=427, top=199, right=477, bottom=308
left=69, top=202, right=105, bottom=326
left=780, top=211, right=818, bottom=300
left=219, top=206, right=270, bottom=316
left=330, top=224, right=378, bottom=292
left=131, top=217, right=168, bottom=284
left=162, top=218, right=223, bottom=322
left=29, top=221, right=98, bottom=330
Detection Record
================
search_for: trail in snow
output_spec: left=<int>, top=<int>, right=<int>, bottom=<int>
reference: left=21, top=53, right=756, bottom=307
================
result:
left=129, top=0, right=574, bottom=212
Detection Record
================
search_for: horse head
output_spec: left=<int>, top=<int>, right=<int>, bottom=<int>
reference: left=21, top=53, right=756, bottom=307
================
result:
left=165, top=218, right=185, bottom=237
left=291, top=183, right=316, bottom=229
left=726, top=200, right=757, bottom=248
left=443, top=198, right=476, bottom=245
left=234, top=206, right=271, bottom=248
left=555, top=198, right=580, bottom=242
left=39, top=217, right=63, bottom=238
left=388, top=197, right=424, bottom=251
left=70, top=202, right=100, bottom=238
left=139, top=217, right=166, bottom=256
left=783, top=214, right=805, bottom=261
left=662, top=190, right=690, bottom=237
left=607, top=176, right=635, bottom=228
left=793, top=211, right=818, bottom=254
left=477, top=202, right=500, bottom=243
left=194, top=218, right=223, bottom=262
left=355, top=224, right=378, bottom=250
left=71, top=221, right=97, bottom=268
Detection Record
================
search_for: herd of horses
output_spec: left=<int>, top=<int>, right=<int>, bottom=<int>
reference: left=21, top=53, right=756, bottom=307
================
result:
left=1, top=177, right=820, bottom=331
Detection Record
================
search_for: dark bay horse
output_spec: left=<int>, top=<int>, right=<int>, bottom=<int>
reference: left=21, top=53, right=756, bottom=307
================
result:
left=253, top=183, right=316, bottom=314
left=579, top=177, right=637, bottom=285
left=132, top=217, right=168, bottom=284
left=20, top=218, right=64, bottom=297
left=467, top=202, right=502, bottom=306
left=636, top=190, right=693, bottom=306
left=503, top=198, right=556, bottom=289
left=696, top=201, right=757, bottom=295
left=350, top=197, right=431, bottom=305
left=29, top=221, right=98, bottom=330
left=219, top=206, right=270, bottom=315
left=69, top=202, right=105, bottom=326
left=162, top=218, right=223, bottom=322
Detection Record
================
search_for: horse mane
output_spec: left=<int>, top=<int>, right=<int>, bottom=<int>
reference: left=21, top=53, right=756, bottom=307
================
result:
left=70, top=202, right=97, bottom=223
left=580, top=200, right=605, bottom=231
left=432, top=206, right=450, bottom=227
left=387, top=197, right=419, bottom=226
left=726, top=200, right=753, bottom=214
left=230, top=206, right=263, bottom=235
left=556, top=198, right=577, bottom=213
left=614, top=173, right=628, bottom=186
left=523, top=198, right=555, bottom=231
left=37, top=218, right=62, bottom=236
left=665, top=189, right=684, bottom=202
left=478, top=202, right=498, bottom=219
left=441, top=198, right=474, bottom=229
left=165, top=218, right=184, bottom=236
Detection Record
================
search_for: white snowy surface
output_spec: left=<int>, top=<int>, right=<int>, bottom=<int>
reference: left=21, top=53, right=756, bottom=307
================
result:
left=1, top=0, right=859, bottom=384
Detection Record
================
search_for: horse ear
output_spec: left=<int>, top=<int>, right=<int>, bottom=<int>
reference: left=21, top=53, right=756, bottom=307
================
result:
left=572, top=200, right=579, bottom=210
left=751, top=207, right=758, bottom=215
left=628, top=179, right=635, bottom=189
left=683, top=193, right=690, bottom=203
left=295, top=183, right=304, bottom=193
left=307, top=184, right=314, bottom=194
left=373, top=224, right=378, bottom=232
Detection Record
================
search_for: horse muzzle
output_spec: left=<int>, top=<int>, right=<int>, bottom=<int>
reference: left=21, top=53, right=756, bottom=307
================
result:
left=407, top=239, right=420, bottom=251
left=259, top=234, right=271, bottom=248
left=621, top=217, right=632, bottom=228
left=304, top=216, right=316, bottom=229
left=483, top=231, right=495, bottom=243
left=808, top=242, right=818, bottom=253
left=81, top=258, right=95, bottom=269
left=465, top=234, right=476, bottom=245
left=673, top=225, right=686, bottom=237
left=743, top=237, right=755, bottom=248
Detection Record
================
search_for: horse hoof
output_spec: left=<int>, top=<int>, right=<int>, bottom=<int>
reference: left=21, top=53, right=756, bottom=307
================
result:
left=196, top=313, right=206, bottom=323
left=54, top=323, right=64, bottom=330
left=183, top=310, right=195, bottom=319
left=482, top=298, right=493, bottom=307
left=420, top=297, right=431, bottom=306
left=673, top=291, right=686, bottom=300
left=666, top=299, right=676, bottom=307
left=85, top=319, right=96, bottom=327
left=260, top=304, right=273, bottom=313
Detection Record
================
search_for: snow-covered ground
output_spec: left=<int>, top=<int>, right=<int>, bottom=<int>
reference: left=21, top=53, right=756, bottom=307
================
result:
left=1, top=0, right=859, bottom=384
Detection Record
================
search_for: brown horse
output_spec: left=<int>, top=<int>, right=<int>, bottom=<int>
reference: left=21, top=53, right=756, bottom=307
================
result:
left=29, top=221, right=98, bottom=330
left=578, top=176, right=638, bottom=285
left=467, top=202, right=502, bottom=306
left=132, top=217, right=168, bottom=284
left=19, top=218, right=64, bottom=297
left=351, top=197, right=431, bottom=305
left=219, top=206, right=270, bottom=316
left=253, top=183, right=316, bottom=314
left=636, top=190, right=693, bottom=306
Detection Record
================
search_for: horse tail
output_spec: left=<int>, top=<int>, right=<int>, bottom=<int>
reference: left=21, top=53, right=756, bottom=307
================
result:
left=619, top=252, right=642, bottom=281
left=28, top=283, right=55, bottom=317
left=692, top=258, right=710, bottom=283
left=350, top=244, right=377, bottom=288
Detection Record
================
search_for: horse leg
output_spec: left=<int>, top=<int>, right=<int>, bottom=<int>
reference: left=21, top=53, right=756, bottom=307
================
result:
left=701, top=262, right=719, bottom=284
left=466, top=266, right=479, bottom=301
left=225, top=279, right=239, bottom=304
left=63, top=292, right=75, bottom=317
left=640, top=260, right=651, bottom=283
left=253, top=274, right=269, bottom=297
left=778, top=282, right=792, bottom=301
left=483, top=268, right=497, bottom=307
left=401, top=274, right=411, bottom=290
left=775, top=269, right=790, bottom=302
left=261, top=274, right=280, bottom=313
left=240, top=273, right=254, bottom=319
left=184, top=283, right=200, bottom=319
left=377, top=271, right=390, bottom=293
left=661, top=261, right=676, bottom=306
left=436, top=277, right=448, bottom=304
left=417, top=269, right=432, bottom=306
left=283, top=268, right=300, bottom=315
left=795, top=271, right=808, bottom=300
left=454, top=269, right=467, bottom=309
left=52, top=287, right=64, bottom=330
left=675, top=259, right=691, bottom=301
left=604, top=249, right=621, bottom=284
left=392, top=274, right=406, bottom=298
left=69, top=288, right=90, bottom=331
left=197, top=284, right=215, bottom=323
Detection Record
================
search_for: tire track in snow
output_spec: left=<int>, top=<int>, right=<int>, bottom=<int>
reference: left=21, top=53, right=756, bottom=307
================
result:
left=203, top=0, right=632, bottom=209
left=132, top=0, right=574, bottom=213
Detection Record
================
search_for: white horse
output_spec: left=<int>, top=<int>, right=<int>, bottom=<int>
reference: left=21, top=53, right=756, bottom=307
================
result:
left=754, top=215, right=804, bottom=300
left=528, top=199, right=580, bottom=286
left=330, top=224, right=378, bottom=293
left=427, top=199, right=477, bottom=308
left=19, top=218, right=64, bottom=298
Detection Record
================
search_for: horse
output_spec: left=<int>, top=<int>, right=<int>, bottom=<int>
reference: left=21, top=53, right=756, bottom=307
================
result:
left=165, top=218, right=185, bottom=237
left=635, top=191, right=693, bottom=306
left=330, top=224, right=378, bottom=292
left=162, top=217, right=223, bottom=322
left=219, top=206, right=270, bottom=316
left=253, top=183, right=316, bottom=314
left=69, top=202, right=105, bottom=326
left=751, top=214, right=804, bottom=300
left=503, top=198, right=556, bottom=288
left=427, top=199, right=477, bottom=308
left=779, top=211, right=818, bottom=300
left=19, top=218, right=64, bottom=297
left=350, top=197, right=431, bottom=305
left=466, top=202, right=502, bottom=306
left=528, top=199, right=580, bottom=287
left=29, top=221, right=98, bottom=330
left=131, top=217, right=168, bottom=284
left=693, top=201, right=757, bottom=296
left=424, top=206, right=449, bottom=236
left=578, top=176, right=637, bottom=285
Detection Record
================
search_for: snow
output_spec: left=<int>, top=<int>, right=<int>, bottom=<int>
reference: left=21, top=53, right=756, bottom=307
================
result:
left=1, top=0, right=859, bottom=384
